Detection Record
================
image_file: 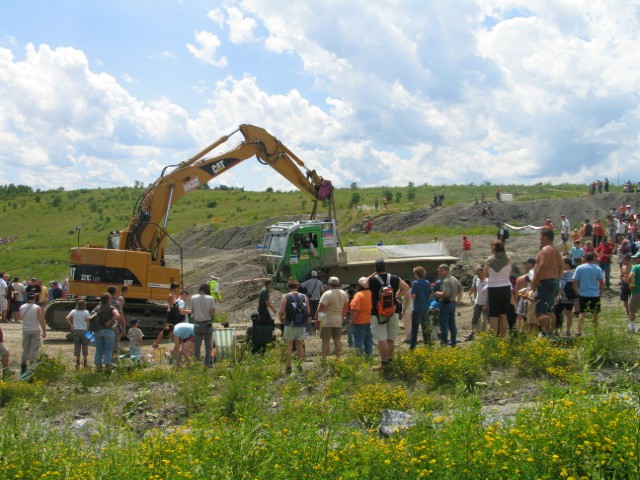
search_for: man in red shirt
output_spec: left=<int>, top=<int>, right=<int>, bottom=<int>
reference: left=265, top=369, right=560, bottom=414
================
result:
left=592, top=219, right=605, bottom=248
left=595, top=236, right=613, bottom=289
left=461, top=236, right=471, bottom=264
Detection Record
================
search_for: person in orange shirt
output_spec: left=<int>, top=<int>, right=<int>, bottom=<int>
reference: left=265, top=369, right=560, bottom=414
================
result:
left=348, top=277, right=372, bottom=355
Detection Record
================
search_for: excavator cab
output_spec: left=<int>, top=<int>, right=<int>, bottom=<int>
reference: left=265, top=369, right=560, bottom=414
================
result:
left=261, top=220, right=337, bottom=288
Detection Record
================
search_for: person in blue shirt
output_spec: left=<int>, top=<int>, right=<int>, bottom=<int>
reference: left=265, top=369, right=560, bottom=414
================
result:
left=409, top=266, right=432, bottom=349
left=572, top=253, right=604, bottom=335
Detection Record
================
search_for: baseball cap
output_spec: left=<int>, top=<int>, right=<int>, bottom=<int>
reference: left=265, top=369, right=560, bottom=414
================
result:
left=328, top=276, right=340, bottom=286
left=311, top=270, right=318, bottom=277
left=358, top=277, right=369, bottom=288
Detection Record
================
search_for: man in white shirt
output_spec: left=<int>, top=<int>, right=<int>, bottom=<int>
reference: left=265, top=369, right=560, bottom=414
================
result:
left=0, top=273, right=7, bottom=323
left=560, top=215, right=571, bottom=253
left=191, top=283, right=216, bottom=367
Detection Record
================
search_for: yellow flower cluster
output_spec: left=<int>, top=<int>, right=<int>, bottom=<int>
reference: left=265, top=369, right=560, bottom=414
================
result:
left=349, top=383, right=408, bottom=427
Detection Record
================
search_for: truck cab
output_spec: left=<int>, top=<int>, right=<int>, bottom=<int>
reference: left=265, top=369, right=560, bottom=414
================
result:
left=261, top=220, right=337, bottom=288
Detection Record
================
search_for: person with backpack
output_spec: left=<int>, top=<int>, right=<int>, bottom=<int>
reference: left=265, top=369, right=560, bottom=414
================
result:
left=368, top=259, right=410, bottom=371
left=279, top=281, right=311, bottom=374
left=497, top=222, right=509, bottom=243
left=316, top=276, right=349, bottom=363
left=555, top=258, right=578, bottom=336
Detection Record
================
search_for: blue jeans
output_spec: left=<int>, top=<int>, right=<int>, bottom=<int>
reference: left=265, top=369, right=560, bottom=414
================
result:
left=438, top=304, right=457, bottom=345
left=95, top=328, right=115, bottom=366
left=352, top=323, right=373, bottom=355
left=194, top=322, right=213, bottom=366
left=599, top=261, right=611, bottom=288
left=410, top=309, right=431, bottom=349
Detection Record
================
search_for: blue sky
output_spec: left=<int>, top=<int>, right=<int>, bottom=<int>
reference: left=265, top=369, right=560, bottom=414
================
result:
left=1, top=0, right=640, bottom=192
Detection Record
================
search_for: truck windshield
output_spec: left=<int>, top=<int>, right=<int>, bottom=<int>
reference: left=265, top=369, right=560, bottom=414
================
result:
left=265, top=234, right=287, bottom=256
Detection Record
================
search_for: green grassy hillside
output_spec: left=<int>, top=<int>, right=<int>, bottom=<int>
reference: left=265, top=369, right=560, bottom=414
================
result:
left=0, top=182, right=589, bottom=281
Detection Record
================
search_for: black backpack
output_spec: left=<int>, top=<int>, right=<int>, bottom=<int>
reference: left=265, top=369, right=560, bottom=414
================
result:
left=286, top=293, right=307, bottom=326
left=502, top=229, right=510, bottom=240
left=563, top=281, right=578, bottom=300
left=166, top=302, right=184, bottom=323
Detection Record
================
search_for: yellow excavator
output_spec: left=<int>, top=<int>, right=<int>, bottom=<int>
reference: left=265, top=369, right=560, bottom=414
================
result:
left=45, top=124, right=333, bottom=334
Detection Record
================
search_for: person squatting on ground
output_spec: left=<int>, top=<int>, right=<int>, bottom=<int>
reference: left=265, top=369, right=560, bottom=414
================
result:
left=434, top=264, right=463, bottom=346
left=530, top=229, right=564, bottom=335
left=573, top=253, right=605, bottom=336
left=409, top=266, right=433, bottom=349
left=368, top=259, right=410, bottom=371
left=280, top=281, right=310, bottom=374
left=16, top=292, right=46, bottom=374
left=484, top=240, right=512, bottom=337
left=65, top=299, right=90, bottom=368
left=171, top=322, right=196, bottom=366
left=92, top=293, right=119, bottom=371
left=349, top=277, right=373, bottom=355
left=316, top=276, right=349, bottom=362
left=191, top=283, right=216, bottom=367
left=465, top=265, right=489, bottom=341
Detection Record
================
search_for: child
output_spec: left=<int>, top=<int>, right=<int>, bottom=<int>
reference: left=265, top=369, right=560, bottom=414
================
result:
left=128, top=318, right=144, bottom=362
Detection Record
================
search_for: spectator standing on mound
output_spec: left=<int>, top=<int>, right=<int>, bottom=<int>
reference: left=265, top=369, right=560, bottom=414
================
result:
left=368, top=259, right=410, bottom=371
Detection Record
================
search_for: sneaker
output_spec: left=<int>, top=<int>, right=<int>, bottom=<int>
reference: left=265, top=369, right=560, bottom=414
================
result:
left=464, top=333, right=474, bottom=342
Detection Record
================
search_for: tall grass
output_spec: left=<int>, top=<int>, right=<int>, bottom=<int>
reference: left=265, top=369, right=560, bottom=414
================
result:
left=0, top=309, right=639, bottom=478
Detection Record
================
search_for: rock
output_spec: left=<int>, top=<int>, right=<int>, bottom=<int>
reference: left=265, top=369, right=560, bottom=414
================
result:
left=378, top=409, right=415, bottom=437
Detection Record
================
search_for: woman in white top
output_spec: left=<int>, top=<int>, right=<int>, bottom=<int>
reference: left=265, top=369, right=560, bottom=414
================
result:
left=65, top=299, right=90, bottom=368
left=483, top=240, right=512, bottom=337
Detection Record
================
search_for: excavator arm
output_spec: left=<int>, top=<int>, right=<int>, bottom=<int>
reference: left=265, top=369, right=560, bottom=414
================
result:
left=121, top=124, right=332, bottom=264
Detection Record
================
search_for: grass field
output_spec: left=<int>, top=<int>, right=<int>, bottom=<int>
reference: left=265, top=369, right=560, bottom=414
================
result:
left=0, top=181, right=588, bottom=281
left=0, top=312, right=639, bottom=479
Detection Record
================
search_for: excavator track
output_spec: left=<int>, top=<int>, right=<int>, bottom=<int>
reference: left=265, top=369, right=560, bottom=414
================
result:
left=45, top=299, right=169, bottom=338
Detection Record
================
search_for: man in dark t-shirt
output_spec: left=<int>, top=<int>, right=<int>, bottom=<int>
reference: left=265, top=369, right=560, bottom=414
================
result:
left=368, top=259, right=410, bottom=371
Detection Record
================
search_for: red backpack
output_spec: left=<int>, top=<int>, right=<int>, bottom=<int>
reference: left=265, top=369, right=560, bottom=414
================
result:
left=375, top=274, right=396, bottom=318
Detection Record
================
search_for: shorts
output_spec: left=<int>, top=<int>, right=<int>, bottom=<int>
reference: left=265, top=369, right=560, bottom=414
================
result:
left=0, top=341, right=8, bottom=357
left=370, top=313, right=399, bottom=342
left=629, top=293, right=640, bottom=313
left=320, top=327, right=342, bottom=340
left=282, top=325, right=305, bottom=341
left=620, top=283, right=631, bottom=302
left=487, top=286, right=512, bottom=317
left=0, top=297, right=6, bottom=311
left=578, top=296, right=601, bottom=314
left=535, top=279, right=559, bottom=314
left=561, top=233, right=569, bottom=242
